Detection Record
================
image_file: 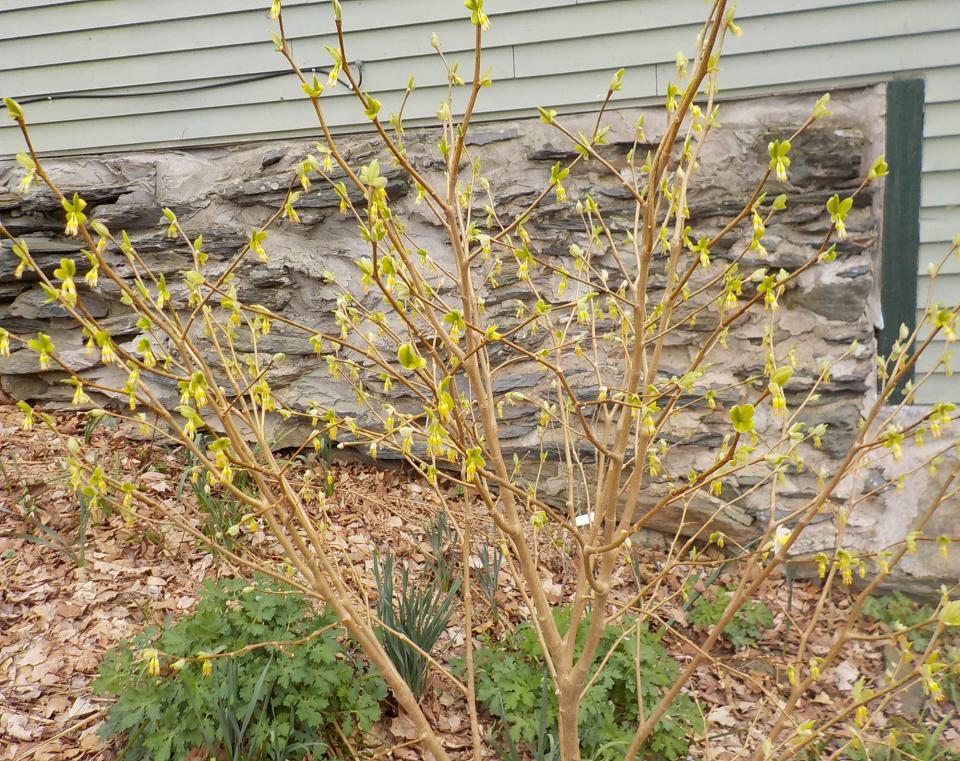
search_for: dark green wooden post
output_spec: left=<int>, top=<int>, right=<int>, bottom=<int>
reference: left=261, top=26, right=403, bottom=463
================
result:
left=879, top=78, right=924, bottom=396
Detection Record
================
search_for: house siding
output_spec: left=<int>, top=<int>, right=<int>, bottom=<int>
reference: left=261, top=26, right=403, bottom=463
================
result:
left=0, top=0, right=958, bottom=400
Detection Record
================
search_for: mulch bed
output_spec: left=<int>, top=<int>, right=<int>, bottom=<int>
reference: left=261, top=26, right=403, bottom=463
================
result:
left=2, top=404, right=958, bottom=760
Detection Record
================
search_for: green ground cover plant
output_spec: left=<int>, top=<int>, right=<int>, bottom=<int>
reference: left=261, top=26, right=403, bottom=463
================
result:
left=94, top=577, right=385, bottom=761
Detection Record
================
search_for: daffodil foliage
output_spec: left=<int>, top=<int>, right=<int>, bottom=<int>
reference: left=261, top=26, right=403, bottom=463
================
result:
left=2, top=1, right=960, bottom=760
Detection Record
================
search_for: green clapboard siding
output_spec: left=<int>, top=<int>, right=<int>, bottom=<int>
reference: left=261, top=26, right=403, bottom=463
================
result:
left=1, top=0, right=959, bottom=401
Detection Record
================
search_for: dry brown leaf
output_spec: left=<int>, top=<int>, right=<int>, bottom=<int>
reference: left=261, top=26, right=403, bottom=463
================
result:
left=18, top=642, right=48, bottom=666
left=79, top=729, right=105, bottom=751
left=3, top=714, right=35, bottom=741
left=390, top=714, right=419, bottom=741
left=542, top=576, right=563, bottom=604
left=437, top=691, right=457, bottom=708
left=834, top=659, right=859, bottom=692
left=708, top=705, right=738, bottom=728
left=439, top=713, right=463, bottom=733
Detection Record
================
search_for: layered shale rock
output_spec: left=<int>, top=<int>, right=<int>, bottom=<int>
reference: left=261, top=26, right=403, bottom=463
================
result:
left=3, top=86, right=955, bottom=591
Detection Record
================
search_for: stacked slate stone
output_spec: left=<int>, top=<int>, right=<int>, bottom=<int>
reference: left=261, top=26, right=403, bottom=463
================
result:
left=0, top=91, right=882, bottom=544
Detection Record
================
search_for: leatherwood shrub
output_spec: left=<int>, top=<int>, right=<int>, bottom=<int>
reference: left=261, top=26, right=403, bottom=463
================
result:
left=4, top=0, right=960, bottom=757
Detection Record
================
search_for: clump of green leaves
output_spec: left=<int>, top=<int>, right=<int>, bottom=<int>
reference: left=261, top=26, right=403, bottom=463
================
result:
left=373, top=548, right=460, bottom=698
left=689, top=587, right=774, bottom=649
left=466, top=610, right=702, bottom=761
left=425, top=510, right=458, bottom=592
left=476, top=539, right=503, bottom=622
left=179, top=434, right=262, bottom=552
left=94, top=577, right=385, bottom=761
left=862, top=592, right=936, bottom=653
left=491, top=673, right=558, bottom=761
left=0, top=452, right=92, bottom=567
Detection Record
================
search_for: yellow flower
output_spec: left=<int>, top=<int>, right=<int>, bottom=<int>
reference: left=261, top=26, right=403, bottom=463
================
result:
left=61, top=193, right=87, bottom=237
left=17, top=400, right=33, bottom=430
left=855, top=705, right=868, bottom=726
left=141, top=648, right=161, bottom=677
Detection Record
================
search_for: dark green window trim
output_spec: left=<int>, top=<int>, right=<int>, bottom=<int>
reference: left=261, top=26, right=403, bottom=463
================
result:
left=879, top=78, right=924, bottom=396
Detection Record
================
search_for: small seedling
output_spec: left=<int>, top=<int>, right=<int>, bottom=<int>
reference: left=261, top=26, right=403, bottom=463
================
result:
left=425, top=510, right=458, bottom=591
left=476, top=540, right=503, bottom=622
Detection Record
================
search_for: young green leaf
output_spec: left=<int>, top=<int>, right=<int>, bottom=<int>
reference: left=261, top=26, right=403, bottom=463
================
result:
left=813, top=92, right=832, bottom=119
left=729, top=404, right=755, bottom=434
left=3, top=97, right=24, bottom=120
left=398, top=343, right=426, bottom=371
left=940, top=599, right=960, bottom=627
left=770, top=366, right=793, bottom=386
left=537, top=106, right=557, bottom=125
left=869, top=154, right=889, bottom=179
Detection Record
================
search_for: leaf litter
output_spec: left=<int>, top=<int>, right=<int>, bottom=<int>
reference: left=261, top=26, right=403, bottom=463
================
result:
left=1, top=404, right=958, bottom=760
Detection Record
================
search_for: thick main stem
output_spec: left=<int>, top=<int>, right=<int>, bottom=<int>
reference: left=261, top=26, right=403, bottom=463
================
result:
left=557, top=685, right=582, bottom=761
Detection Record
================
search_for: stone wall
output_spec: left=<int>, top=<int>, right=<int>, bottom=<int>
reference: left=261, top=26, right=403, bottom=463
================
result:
left=3, top=85, right=956, bottom=590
